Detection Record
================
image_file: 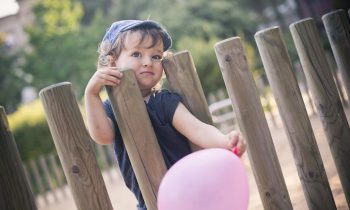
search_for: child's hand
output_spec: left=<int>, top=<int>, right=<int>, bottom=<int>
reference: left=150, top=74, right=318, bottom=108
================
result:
left=226, top=130, right=247, bottom=157
left=85, top=66, right=123, bottom=96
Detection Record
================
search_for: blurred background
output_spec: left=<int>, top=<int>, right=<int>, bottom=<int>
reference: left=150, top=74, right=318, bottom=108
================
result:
left=1, top=0, right=350, bottom=209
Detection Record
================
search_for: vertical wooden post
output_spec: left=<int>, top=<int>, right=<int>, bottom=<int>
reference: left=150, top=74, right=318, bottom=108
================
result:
left=322, top=9, right=350, bottom=100
left=162, top=50, right=213, bottom=151
left=49, top=153, right=66, bottom=197
left=255, top=27, right=336, bottom=210
left=39, top=155, right=58, bottom=201
left=255, top=75, right=278, bottom=127
left=106, top=69, right=167, bottom=210
left=0, top=106, right=37, bottom=210
left=214, top=37, right=293, bottom=210
left=39, top=82, right=113, bottom=210
left=30, top=159, right=48, bottom=203
left=290, top=18, right=350, bottom=206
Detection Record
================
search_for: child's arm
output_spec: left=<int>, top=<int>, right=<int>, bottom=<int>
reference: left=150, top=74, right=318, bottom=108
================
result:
left=172, top=103, right=246, bottom=156
left=84, top=66, right=123, bottom=145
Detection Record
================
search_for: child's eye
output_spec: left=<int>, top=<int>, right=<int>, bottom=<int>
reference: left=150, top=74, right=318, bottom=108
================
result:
left=131, top=52, right=142, bottom=58
left=152, top=55, right=163, bottom=61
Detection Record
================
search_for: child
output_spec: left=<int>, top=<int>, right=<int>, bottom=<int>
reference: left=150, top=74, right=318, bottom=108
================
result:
left=85, top=19, right=247, bottom=210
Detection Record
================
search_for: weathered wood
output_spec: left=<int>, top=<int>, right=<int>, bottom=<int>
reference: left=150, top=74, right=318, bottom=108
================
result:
left=39, top=155, right=58, bottom=201
left=30, top=159, right=47, bottom=203
left=255, top=75, right=278, bottom=127
left=162, top=50, right=213, bottom=151
left=106, top=69, right=167, bottom=210
left=23, top=163, right=35, bottom=195
left=49, top=153, right=66, bottom=197
left=0, top=106, right=37, bottom=210
left=290, top=18, right=350, bottom=206
left=214, top=37, right=292, bottom=210
left=255, top=27, right=336, bottom=210
left=96, top=145, right=113, bottom=182
left=96, top=145, right=109, bottom=170
left=323, top=9, right=350, bottom=101
left=39, top=82, right=113, bottom=210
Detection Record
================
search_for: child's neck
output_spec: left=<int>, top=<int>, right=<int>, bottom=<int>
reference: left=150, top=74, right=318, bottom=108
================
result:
left=142, top=89, right=154, bottom=103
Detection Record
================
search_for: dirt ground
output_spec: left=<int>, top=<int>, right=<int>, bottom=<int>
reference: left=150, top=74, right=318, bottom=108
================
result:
left=37, top=107, right=350, bottom=210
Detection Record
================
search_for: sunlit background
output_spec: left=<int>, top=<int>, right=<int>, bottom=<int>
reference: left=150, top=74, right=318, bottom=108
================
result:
left=1, top=0, right=350, bottom=209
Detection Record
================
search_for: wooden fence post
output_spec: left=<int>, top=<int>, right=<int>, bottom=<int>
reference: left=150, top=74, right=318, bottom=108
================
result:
left=106, top=69, right=167, bottom=210
left=255, top=27, right=336, bottom=209
left=0, top=106, right=37, bottom=210
left=255, top=75, right=278, bottom=127
left=290, top=18, right=350, bottom=206
left=48, top=153, right=66, bottom=197
left=214, top=37, right=293, bottom=210
left=162, top=50, right=213, bottom=151
left=322, top=9, right=350, bottom=100
left=30, top=159, right=48, bottom=203
left=39, top=155, right=58, bottom=201
left=39, top=82, right=113, bottom=210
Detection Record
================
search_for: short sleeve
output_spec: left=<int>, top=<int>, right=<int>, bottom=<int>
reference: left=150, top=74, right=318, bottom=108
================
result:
left=103, top=100, right=118, bottom=128
left=152, top=90, right=182, bottom=124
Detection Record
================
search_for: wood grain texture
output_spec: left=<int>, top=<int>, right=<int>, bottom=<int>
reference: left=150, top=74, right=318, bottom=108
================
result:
left=106, top=70, right=167, bottom=210
left=255, top=27, right=336, bottom=210
left=290, top=18, right=350, bottom=206
left=0, top=107, right=37, bottom=210
left=322, top=9, right=350, bottom=100
left=214, top=37, right=292, bottom=210
left=39, top=83, right=113, bottom=210
left=162, top=51, right=213, bottom=151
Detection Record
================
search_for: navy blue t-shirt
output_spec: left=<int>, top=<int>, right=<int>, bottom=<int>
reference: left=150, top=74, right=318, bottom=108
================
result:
left=103, top=90, right=192, bottom=208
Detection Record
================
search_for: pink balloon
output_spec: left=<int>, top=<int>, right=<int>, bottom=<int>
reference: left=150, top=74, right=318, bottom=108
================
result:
left=158, top=148, right=249, bottom=210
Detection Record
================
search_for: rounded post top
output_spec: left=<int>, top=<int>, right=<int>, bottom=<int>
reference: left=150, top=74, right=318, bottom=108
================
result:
left=322, top=9, right=345, bottom=20
left=214, top=36, right=240, bottom=48
left=254, top=26, right=280, bottom=38
left=39, top=82, right=72, bottom=96
left=289, top=18, right=314, bottom=29
left=173, top=50, right=189, bottom=56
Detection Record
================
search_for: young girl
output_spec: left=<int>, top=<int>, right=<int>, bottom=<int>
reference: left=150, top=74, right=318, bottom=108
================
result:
left=85, top=19, right=247, bottom=210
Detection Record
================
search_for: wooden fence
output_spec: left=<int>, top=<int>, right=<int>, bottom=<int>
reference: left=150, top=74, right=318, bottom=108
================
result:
left=21, top=144, right=117, bottom=206
left=1, top=9, right=350, bottom=210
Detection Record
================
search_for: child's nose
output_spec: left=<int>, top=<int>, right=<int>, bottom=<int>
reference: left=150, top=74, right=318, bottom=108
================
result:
left=142, top=56, right=152, bottom=66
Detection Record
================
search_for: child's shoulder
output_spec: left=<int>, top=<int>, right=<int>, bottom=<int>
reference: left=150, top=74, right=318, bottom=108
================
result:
left=150, top=89, right=182, bottom=106
left=154, top=89, right=181, bottom=99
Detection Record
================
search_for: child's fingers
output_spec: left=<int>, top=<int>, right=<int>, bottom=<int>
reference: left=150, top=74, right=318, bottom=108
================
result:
left=227, top=130, right=240, bottom=149
left=236, top=135, right=247, bottom=157
left=98, top=68, right=123, bottom=79
left=100, top=75, right=120, bottom=85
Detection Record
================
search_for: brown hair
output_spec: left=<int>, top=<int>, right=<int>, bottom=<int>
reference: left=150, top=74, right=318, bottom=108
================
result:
left=97, top=28, right=165, bottom=68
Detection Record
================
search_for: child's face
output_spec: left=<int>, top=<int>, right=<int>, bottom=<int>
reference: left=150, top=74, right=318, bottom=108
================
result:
left=115, top=31, right=164, bottom=94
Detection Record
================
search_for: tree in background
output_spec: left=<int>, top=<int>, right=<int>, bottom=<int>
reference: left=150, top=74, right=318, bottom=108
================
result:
left=0, top=46, right=26, bottom=112
left=23, top=0, right=105, bottom=96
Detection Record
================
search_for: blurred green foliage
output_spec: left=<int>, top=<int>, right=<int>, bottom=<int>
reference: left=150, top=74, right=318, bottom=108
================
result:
left=8, top=100, right=53, bottom=161
left=0, top=48, right=26, bottom=112
left=5, top=0, right=344, bottom=161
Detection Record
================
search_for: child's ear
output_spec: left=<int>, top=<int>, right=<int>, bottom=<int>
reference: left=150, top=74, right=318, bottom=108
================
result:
left=107, top=55, right=117, bottom=67
left=107, top=51, right=117, bottom=67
